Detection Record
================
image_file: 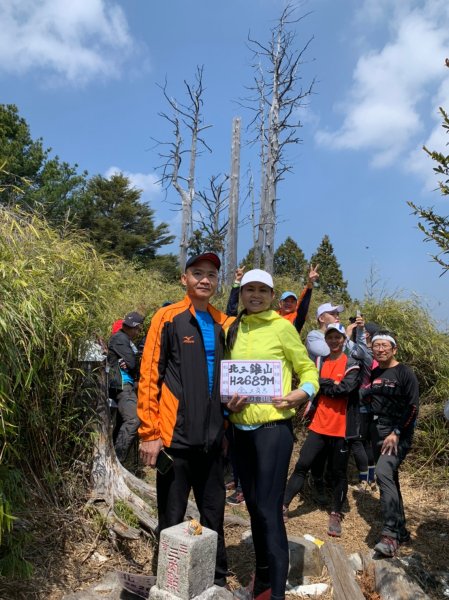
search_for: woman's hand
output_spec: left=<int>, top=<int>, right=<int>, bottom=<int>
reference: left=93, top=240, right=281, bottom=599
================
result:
left=272, top=389, right=309, bottom=410
left=226, top=393, right=247, bottom=413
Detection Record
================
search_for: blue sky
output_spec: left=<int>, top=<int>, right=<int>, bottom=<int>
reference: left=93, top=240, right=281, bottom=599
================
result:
left=1, top=0, right=449, bottom=325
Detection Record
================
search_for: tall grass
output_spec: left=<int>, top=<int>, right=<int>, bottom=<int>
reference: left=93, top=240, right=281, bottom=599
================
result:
left=0, top=207, right=181, bottom=573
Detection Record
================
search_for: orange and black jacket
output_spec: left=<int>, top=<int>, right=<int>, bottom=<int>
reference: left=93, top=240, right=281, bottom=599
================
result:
left=137, top=296, right=234, bottom=450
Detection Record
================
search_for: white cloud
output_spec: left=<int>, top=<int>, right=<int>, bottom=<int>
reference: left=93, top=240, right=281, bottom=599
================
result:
left=105, top=166, right=162, bottom=204
left=316, top=1, right=449, bottom=168
left=406, top=78, right=449, bottom=193
left=0, top=0, right=136, bottom=85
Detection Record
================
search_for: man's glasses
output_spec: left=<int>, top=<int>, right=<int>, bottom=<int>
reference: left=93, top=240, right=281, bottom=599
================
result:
left=372, top=343, right=393, bottom=350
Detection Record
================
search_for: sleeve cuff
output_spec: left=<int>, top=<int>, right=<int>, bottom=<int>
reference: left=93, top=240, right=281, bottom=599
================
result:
left=300, top=382, right=316, bottom=400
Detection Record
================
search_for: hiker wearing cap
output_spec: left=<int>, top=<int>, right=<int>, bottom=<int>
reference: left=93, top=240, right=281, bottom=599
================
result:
left=225, top=269, right=319, bottom=600
left=283, top=322, right=362, bottom=538
left=137, top=252, right=232, bottom=587
left=306, top=302, right=346, bottom=362
left=277, top=264, right=319, bottom=334
left=361, top=330, right=419, bottom=557
left=108, top=311, right=144, bottom=463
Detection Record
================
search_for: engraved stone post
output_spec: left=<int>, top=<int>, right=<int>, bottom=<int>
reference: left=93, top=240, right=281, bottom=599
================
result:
left=151, top=522, right=231, bottom=600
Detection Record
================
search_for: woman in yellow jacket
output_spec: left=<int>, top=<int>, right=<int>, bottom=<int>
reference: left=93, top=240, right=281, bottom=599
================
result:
left=226, top=269, right=319, bottom=600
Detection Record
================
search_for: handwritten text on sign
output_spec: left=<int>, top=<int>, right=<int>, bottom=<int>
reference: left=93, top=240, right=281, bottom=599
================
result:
left=220, top=360, right=282, bottom=403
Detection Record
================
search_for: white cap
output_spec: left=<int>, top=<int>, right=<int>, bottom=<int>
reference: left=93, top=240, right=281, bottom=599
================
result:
left=316, top=302, right=344, bottom=318
left=324, top=322, right=346, bottom=337
left=240, top=269, right=274, bottom=289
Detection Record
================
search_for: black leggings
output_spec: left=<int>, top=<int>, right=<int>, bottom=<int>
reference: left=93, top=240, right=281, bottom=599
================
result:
left=234, top=420, right=294, bottom=600
left=284, top=430, right=350, bottom=513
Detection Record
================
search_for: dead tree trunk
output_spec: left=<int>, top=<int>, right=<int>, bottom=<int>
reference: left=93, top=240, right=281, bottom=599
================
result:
left=154, top=66, right=212, bottom=269
left=245, top=3, right=314, bottom=271
left=88, top=366, right=158, bottom=539
left=226, top=117, right=241, bottom=285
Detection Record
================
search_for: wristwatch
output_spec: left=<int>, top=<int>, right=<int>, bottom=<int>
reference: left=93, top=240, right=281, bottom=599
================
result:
left=392, top=428, right=401, bottom=436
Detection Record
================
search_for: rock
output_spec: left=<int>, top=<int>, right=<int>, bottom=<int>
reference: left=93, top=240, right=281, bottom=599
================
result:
left=348, top=552, right=363, bottom=573
left=62, top=571, right=143, bottom=600
left=241, top=531, right=323, bottom=583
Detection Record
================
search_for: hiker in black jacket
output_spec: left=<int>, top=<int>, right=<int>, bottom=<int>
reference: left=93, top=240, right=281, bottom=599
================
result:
left=362, top=330, right=419, bottom=557
left=108, top=311, right=144, bottom=462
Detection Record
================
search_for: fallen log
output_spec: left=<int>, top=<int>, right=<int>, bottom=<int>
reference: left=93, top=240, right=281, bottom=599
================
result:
left=321, top=542, right=365, bottom=600
left=363, top=552, right=431, bottom=600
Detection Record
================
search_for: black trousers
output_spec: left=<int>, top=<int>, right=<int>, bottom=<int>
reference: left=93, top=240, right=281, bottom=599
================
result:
left=371, top=421, right=412, bottom=539
left=111, top=384, right=140, bottom=463
left=156, top=446, right=228, bottom=586
left=284, top=430, right=350, bottom=514
left=234, top=420, right=294, bottom=600
left=360, top=412, right=375, bottom=467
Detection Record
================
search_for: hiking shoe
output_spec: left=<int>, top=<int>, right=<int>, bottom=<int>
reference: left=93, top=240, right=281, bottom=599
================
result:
left=327, top=512, right=342, bottom=537
left=374, top=535, right=399, bottom=557
left=282, top=505, right=289, bottom=523
left=233, top=579, right=271, bottom=600
left=226, top=490, right=245, bottom=505
left=254, top=589, right=271, bottom=600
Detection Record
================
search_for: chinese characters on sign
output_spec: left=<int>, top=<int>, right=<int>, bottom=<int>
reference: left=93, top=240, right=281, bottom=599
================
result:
left=159, top=539, right=189, bottom=594
left=116, top=571, right=156, bottom=599
left=220, top=360, right=283, bottom=403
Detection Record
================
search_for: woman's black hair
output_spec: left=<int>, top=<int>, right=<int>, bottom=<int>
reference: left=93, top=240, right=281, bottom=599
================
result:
left=226, top=309, right=247, bottom=352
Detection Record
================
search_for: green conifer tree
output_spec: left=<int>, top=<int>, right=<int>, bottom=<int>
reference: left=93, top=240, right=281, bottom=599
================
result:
left=310, top=235, right=351, bottom=303
left=408, top=106, right=449, bottom=273
left=274, top=236, right=307, bottom=282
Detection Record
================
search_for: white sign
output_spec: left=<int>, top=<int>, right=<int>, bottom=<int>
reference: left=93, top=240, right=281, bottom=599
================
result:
left=116, top=571, right=156, bottom=599
left=220, top=360, right=283, bottom=403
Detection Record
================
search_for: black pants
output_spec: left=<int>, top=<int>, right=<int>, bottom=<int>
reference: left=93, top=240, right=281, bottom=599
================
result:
left=234, top=420, right=294, bottom=600
left=284, top=430, right=350, bottom=514
left=111, top=384, right=140, bottom=463
left=350, top=439, right=368, bottom=474
left=156, top=446, right=227, bottom=586
left=371, top=421, right=412, bottom=539
left=360, top=412, right=375, bottom=467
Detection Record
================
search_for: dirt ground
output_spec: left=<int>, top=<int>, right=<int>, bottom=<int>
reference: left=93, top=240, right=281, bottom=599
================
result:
left=2, top=453, right=448, bottom=600
left=224, top=470, right=449, bottom=599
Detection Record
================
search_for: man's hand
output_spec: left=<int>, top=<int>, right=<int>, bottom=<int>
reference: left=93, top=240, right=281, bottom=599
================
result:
left=272, top=389, right=309, bottom=410
left=226, top=393, right=247, bottom=413
left=355, top=315, right=365, bottom=328
left=307, top=264, right=319, bottom=287
left=234, top=266, right=245, bottom=283
left=139, top=438, right=163, bottom=467
left=381, top=432, right=399, bottom=456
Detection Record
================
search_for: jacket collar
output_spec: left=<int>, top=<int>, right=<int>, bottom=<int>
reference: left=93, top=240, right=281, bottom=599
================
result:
left=183, top=295, right=231, bottom=326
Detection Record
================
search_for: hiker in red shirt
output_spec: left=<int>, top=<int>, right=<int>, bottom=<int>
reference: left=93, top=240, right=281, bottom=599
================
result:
left=283, top=323, right=362, bottom=537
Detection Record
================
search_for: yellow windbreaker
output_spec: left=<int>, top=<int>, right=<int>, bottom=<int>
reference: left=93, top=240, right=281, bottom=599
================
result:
left=226, top=310, right=319, bottom=425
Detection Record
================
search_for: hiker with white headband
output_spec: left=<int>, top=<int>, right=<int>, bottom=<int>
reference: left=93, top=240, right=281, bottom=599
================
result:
left=362, top=329, right=419, bottom=558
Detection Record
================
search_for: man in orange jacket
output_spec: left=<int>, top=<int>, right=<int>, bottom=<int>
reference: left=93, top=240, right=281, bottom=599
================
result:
left=138, top=252, right=233, bottom=587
